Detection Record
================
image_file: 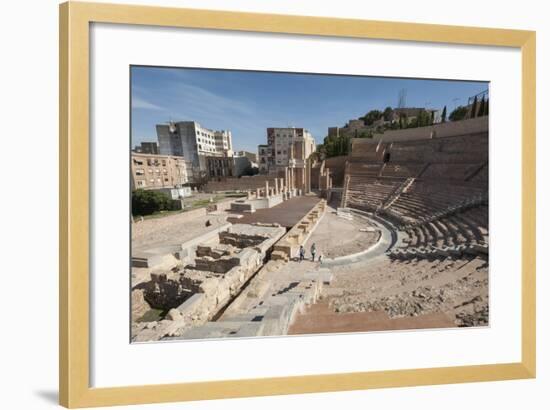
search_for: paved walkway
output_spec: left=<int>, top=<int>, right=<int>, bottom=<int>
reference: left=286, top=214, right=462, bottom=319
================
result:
left=229, top=196, right=320, bottom=228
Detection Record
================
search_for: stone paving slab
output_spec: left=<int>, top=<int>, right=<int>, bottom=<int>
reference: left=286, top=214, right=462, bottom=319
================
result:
left=228, top=196, right=321, bottom=228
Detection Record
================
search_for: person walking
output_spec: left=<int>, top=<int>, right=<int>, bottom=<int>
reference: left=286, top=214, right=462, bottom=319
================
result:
left=318, top=253, right=323, bottom=265
left=299, top=245, right=305, bottom=262
left=310, top=243, right=317, bottom=262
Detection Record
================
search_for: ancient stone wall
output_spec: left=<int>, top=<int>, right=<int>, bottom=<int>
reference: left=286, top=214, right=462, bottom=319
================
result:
left=132, top=224, right=286, bottom=342
left=272, top=200, right=327, bottom=260
left=204, top=175, right=274, bottom=192
left=324, top=155, right=348, bottom=187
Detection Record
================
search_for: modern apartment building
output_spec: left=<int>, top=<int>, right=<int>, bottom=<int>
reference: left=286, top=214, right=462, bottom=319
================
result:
left=156, top=121, right=233, bottom=174
left=260, top=127, right=316, bottom=171
left=133, top=141, right=159, bottom=154
left=205, top=156, right=235, bottom=179
left=258, top=127, right=316, bottom=192
left=131, top=152, right=191, bottom=191
left=258, top=144, right=273, bottom=173
left=234, top=150, right=258, bottom=163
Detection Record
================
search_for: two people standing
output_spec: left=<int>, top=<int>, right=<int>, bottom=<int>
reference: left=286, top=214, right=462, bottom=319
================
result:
left=299, top=243, right=323, bottom=264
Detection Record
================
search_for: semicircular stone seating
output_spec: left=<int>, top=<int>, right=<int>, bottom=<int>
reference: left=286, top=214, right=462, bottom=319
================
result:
left=342, top=133, right=489, bottom=261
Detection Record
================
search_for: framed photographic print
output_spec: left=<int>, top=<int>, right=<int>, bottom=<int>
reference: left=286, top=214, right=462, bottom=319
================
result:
left=59, top=1, right=536, bottom=408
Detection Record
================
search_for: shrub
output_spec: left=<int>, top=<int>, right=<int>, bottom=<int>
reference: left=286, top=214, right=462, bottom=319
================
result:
left=132, top=189, right=173, bottom=216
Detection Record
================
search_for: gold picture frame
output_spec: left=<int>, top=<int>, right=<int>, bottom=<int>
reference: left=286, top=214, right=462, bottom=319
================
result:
left=59, top=1, right=536, bottom=407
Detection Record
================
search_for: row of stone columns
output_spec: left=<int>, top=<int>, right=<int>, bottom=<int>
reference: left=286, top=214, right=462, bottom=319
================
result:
left=248, top=167, right=313, bottom=200
left=250, top=177, right=286, bottom=199
left=245, top=159, right=318, bottom=200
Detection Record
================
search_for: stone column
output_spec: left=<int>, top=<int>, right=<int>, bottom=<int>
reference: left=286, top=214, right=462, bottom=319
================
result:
left=306, top=159, right=312, bottom=193
left=274, top=179, right=279, bottom=195
left=256, top=187, right=260, bottom=198
left=265, top=181, right=270, bottom=198
left=285, top=167, right=289, bottom=193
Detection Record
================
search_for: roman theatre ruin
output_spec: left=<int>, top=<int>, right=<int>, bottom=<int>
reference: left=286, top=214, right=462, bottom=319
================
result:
left=131, top=117, right=489, bottom=342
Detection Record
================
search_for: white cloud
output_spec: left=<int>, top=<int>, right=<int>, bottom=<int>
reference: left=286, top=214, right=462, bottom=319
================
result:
left=132, top=96, right=163, bottom=110
left=173, top=82, right=255, bottom=117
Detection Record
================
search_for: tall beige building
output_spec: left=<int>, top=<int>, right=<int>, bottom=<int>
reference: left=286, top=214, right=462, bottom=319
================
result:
left=131, top=153, right=191, bottom=190
left=258, top=127, right=316, bottom=192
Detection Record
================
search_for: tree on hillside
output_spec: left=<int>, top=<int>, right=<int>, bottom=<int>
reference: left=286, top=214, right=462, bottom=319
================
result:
left=358, top=130, right=373, bottom=138
left=360, top=109, right=383, bottom=126
left=449, top=105, right=469, bottom=121
left=478, top=96, right=486, bottom=117
left=471, top=95, right=478, bottom=119
left=441, top=105, right=447, bottom=122
left=320, top=134, right=351, bottom=158
left=383, top=106, right=393, bottom=122
left=415, top=110, right=432, bottom=127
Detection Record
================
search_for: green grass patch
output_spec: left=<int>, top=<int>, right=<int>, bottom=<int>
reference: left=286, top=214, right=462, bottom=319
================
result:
left=136, top=308, right=165, bottom=323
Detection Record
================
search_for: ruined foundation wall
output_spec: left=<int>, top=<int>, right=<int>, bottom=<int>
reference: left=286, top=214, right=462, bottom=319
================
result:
left=132, top=224, right=286, bottom=342
left=272, top=200, right=327, bottom=260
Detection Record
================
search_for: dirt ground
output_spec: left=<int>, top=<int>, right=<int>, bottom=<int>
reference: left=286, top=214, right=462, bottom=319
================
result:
left=325, top=255, right=489, bottom=327
left=303, top=207, right=380, bottom=259
left=132, top=210, right=228, bottom=250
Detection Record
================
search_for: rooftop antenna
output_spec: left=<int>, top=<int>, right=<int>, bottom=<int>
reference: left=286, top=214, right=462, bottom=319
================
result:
left=397, top=88, right=407, bottom=109
left=168, top=118, right=176, bottom=133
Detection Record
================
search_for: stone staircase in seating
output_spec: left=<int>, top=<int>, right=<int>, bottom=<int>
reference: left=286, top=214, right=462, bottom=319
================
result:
left=378, top=177, right=415, bottom=212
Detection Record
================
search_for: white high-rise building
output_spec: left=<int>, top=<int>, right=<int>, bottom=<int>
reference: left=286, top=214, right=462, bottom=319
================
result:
left=156, top=121, right=233, bottom=176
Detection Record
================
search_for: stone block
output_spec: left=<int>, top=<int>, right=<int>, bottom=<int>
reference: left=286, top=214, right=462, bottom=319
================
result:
left=232, top=322, right=264, bottom=338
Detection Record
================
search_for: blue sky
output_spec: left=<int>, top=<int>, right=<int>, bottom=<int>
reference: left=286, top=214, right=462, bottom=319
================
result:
left=131, top=66, right=488, bottom=152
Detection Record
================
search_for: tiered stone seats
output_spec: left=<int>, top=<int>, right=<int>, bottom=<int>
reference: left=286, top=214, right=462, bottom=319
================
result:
left=394, top=205, right=488, bottom=260
left=350, top=140, right=380, bottom=157
left=456, top=206, right=489, bottom=242
left=347, top=162, right=382, bottom=177
left=467, top=163, right=488, bottom=185
left=381, top=163, right=423, bottom=178
left=382, top=181, right=486, bottom=224
left=420, top=163, right=484, bottom=180
left=345, top=176, right=399, bottom=211
left=344, top=129, right=488, bottom=262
